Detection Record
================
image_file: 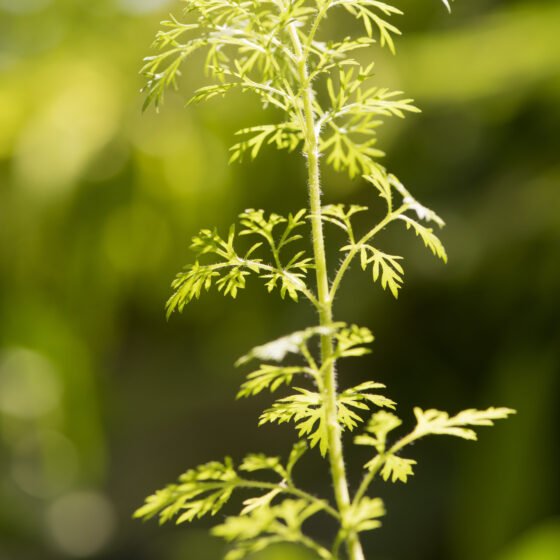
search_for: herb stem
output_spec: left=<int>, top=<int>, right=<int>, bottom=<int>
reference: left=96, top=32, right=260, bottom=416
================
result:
left=288, top=22, right=366, bottom=560
left=353, top=454, right=384, bottom=506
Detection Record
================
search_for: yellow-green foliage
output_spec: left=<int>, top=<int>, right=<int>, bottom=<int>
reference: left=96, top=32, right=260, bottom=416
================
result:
left=135, top=2, right=514, bottom=559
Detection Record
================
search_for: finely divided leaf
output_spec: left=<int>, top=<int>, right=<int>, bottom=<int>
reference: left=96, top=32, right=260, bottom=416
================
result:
left=230, top=122, right=303, bottom=162
left=340, top=1, right=403, bottom=54
left=213, top=500, right=326, bottom=560
left=320, top=66, right=419, bottom=177
left=334, top=325, right=375, bottom=358
left=355, top=410, right=402, bottom=453
left=260, top=388, right=330, bottom=456
left=165, top=226, right=251, bottom=316
left=364, top=247, right=404, bottom=298
left=213, top=506, right=276, bottom=544
left=134, top=458, right=239, bottom=525
left=240, top=454, right=286, bottom=478
left=320, top=204, right=369, bottom=241
left=261, top=380, right=394, bottom=456
left=346, top=497, right=386, bottom=534
left=167, top=209, right=314, bottom=316
left=380, top=455, right=416, bottom=483
left=237, top=365, right=308, bottom=398
left=364, top=167, right=393, bottom=211
left=399, top=215, right=447, bottom=263
left=412, top=407, right=516, bottom=441
left=340, top=382, right=396, bottom=415
left=241, top=488, right=282, bottom=515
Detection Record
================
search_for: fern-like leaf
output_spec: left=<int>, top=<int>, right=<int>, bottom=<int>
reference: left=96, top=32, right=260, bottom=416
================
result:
left=341, top=382, right=396, bottom=413
left=411, top=407, right=516, bottom=441
left=133, top=458, right=239, bottom=524
left=380, top=455, right=416, bottom=483
left=337, top=0, right=403, bottom=54
left=166, top=209, right=316, bottom=316
left=399, top=215, right=448, bottom=263
left=345, top=496, right=385, bottom=534
left=261, top=380, right=394, bottom=456
left=354, top=410, right=402, bottom=454
left=342, top=244, right=405, bottom=298
left=214, top=500, right=329, bottom=560
left=333, top=324, right=375, bottom=359
left=238, top=365, right=310, bottom=398
left=230, top=121, right=303, bottom=162
left=260, top=389, right=329, bottom=456
left=320, top=204, right=368, bottom=244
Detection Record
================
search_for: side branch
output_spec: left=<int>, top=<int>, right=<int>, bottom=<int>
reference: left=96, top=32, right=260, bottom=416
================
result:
left=329, top=203, right=409, bottom=301
left=353, top=406, right=515, bottom=504
left=239, top=480, right=340, bottom=520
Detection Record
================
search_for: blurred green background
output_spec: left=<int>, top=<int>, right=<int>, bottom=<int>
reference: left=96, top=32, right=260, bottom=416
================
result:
left=0, top=0, right=559, bottom=559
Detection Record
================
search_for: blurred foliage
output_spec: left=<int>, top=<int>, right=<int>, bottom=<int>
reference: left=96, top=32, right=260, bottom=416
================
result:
left=495, top=518, right=560, bottom=560
left=0, top=0, right=558, bottom=559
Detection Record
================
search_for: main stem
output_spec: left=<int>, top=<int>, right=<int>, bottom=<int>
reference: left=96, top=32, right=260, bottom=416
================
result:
left=289, top=25, right=365, bottom=560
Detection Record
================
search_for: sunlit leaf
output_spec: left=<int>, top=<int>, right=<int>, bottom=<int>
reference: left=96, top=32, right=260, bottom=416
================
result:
left=133, top=458, right=239, bottom=524
left=237, top=365, right=309, bottom=398
left=380, top=455, right=416, bottom=483
left=355, top=410, right=402, bottom=453
left=346, top=497, right=386, bottom=534
left=399, top=215, right=448, bottom=263
left=411, top=407, right=516, bottom=441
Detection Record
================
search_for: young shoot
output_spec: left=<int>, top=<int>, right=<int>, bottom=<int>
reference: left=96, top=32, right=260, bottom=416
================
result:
left=135, top=2, right=514, bottom=559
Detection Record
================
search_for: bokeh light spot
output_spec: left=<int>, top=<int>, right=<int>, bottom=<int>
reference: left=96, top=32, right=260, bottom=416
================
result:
left=11, top=430, right=79, bottom=498
left=46, top=491, right=116, bottom=557
left=0, top=348, right=62, bottom=419
left=0, top=0, right=51, bottom=14
left=14, top=64, right=121, bottom=198
left=117, top=0, right=173, bottom=15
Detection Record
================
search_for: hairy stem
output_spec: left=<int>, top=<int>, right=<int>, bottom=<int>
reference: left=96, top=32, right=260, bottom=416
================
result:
left=288, top=23, right=365, bottom=560
left=353, top=455, right=384, bottom=506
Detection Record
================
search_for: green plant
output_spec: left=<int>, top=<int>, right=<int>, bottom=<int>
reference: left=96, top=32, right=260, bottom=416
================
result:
left=135, top=1, right=514, bottom=559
